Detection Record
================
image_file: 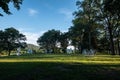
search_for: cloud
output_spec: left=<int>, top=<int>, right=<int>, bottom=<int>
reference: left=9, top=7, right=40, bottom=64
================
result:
left=17, top=27, right=46, bottom=46
left=61, top=30, right=68, bottom=33
left=59, top=8, right=73, bottom=20
left=28, top=8, right=39, bottom=16
left=22, top=31, right=45, bottom=46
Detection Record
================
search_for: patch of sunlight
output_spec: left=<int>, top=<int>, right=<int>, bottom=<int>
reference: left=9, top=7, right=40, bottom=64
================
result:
left=0, top=59, right=120, bottom=65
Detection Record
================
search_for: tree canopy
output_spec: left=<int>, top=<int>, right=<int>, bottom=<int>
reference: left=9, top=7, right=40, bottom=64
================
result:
left=0, top=27, right=26, bottom=56
left=37, top=29, right=61, bottom=53
left=104, top=0, right=120, bottom=17
left=0, top=0, right=23, bottom=16
left=36, top=0, right=120, bottom=55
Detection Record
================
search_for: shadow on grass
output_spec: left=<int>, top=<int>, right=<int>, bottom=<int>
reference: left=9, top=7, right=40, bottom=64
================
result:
left=0, top=62, right=120, bottom=80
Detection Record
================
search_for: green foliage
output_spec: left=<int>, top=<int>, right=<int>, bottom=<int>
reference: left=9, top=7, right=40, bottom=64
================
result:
left=104, top=0, right=120, bottom=54
left=69, top=0, right=120, bottom=55
left=0, top=27, right=26, bottom=56
left=69, top=0, right=103, bottom=53
left=104, top=0, right=120, bottom=16
left=37, top=29, right=61, bottom=53
left=0, top=30, right=4, bottom=53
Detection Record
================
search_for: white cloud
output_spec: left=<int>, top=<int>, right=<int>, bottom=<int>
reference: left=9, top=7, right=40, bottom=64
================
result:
left=59, top=8, right=73, bottom=20
left=28, top=8, right=39, bottom=16
left=61, top=30, right=68, bottom=33
left=18, top=27, right=46, bottom=46
left=22, top=31, right=45, bottom=46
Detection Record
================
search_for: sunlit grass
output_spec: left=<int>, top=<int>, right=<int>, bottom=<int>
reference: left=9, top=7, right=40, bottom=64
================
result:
left=0, top=54, right=120, bottom=64
left=0, top=54, right=120, bottom=80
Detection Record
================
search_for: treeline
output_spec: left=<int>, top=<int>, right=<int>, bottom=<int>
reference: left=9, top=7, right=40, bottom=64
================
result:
left=0, top=27, right=26, bottom=56
left=37, top=0, right=120, bottom=55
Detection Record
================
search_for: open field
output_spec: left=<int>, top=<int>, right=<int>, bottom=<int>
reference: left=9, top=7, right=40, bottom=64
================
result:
left=0, top=54, right=120, bottom=80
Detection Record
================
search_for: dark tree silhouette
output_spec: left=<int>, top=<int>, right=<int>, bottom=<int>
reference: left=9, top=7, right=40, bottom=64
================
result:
left=0, top=0, right=23, bottom=16
left=0, top=27, right=26, bottom=56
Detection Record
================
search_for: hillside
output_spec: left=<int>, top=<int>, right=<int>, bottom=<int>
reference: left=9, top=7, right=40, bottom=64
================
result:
left=26, top=44, right=39, bottom=51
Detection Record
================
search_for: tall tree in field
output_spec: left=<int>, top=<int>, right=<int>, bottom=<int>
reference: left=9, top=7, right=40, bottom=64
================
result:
left=104, top=0, right=120, bottom=54
left=75, top=0, right=119, bottom=55
left=0, top=0, right=23, bottom=16
left=3, top=27, right=26, bottom=56
left=93, top=0, right=120, bottom=55
left=69, top=18, right=85, bottom=53
left=37, top=29, right=61, bottom=53
left=72, top=0, right=101, bottom=53
left=0, top=30, right=4, bottom=53
left=70, top=17, right=101, bottom=53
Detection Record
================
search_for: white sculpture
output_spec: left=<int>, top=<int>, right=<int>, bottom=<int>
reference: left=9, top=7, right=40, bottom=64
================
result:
left=27, top=49, right=33, bottom=54
left=82, top=49, right=95, bottom=56
left=17, top=47, right=21, bottom=56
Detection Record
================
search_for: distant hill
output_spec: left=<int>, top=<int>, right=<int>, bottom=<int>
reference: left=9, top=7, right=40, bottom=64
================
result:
left=26, top=44, right=39, bottom=51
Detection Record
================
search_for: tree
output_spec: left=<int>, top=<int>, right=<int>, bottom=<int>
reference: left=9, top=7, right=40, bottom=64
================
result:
left=59, top=32, right=69, bottom=53
left=0, top=0, right=23, bottom=16
left=69, top=17, right=101, bottom=54
left=104, top=0, right=120, bottom=55
left=104, top=0, right=120, bottom=17
left=71, top=0, right=102, bottom=54
left=0, top=30, right=4, bottom=53
left=97, top=30, right=111, bottom=53
left=69, top=18, right=85, bottom=53
left=74, top=0, right=120, bottom=55
left=94, top=0, right=120, bottom=55
left=37, top=29, right=61, bottom=53
left=0, top=27, right=26, bottom=56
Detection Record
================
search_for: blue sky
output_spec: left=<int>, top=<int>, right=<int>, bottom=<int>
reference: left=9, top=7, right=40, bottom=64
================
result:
left=0, top=0, right=78, bottom=45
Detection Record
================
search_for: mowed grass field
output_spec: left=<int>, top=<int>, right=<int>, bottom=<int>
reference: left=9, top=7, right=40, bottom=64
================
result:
left=0, top=54, right=120, bottom=80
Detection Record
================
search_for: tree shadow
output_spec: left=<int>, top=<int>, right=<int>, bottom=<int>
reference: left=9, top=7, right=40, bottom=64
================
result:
left=0, top=62, right=120, bottom=80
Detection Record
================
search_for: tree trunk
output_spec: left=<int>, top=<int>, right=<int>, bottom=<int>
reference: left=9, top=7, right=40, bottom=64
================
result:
left=118, top=31, right=120, bottom=55
left=108, top=26, right=115, bottom=55
left=75, top=47, right=77, bottom=54
left=118, top=40, right=120, bottom=55
left=62, top=48, right=66, bottom=53
left=7, top=43, right=11, bottom=56
left=88, top=30, right=92, bottom=50
left=8, top=50, right=11, bottom=56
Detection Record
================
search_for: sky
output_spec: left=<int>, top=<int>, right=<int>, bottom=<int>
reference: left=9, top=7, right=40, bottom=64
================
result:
left=0, top=0, right=78, bottom=45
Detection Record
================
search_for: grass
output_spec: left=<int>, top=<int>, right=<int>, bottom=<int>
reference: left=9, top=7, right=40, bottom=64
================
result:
left=0, top=54, right=120, bottom=80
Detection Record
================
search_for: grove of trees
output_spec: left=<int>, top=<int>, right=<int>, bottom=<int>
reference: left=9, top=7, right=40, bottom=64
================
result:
left=0, top=27, right=26, bottom=56
left=0, top=0, right=119, bottom=55
left=37, top=0, right=120, bottom=55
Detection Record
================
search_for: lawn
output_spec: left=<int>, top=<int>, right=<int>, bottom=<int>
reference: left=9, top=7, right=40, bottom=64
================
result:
left=0, top=54, right=120, bottom=80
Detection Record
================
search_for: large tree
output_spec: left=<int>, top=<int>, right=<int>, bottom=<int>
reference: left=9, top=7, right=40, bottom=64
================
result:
left=69, top=17, right=101, bottom=53
left=37, top=29, right=61, bottom=53
left=0, top=0, right=23, bottom=16
left=74, top=0, right=119, bottom=55
left=69, top=18, right=85, bottom=53
left=104, top=0, right=120, bottom=55
left=95, top=0, right=120, bottom=55
left=0, top=30, right=4, bottom=53
left=0, top=27, right=26, bottom=56
left=72, top=0, right=101, bottom=53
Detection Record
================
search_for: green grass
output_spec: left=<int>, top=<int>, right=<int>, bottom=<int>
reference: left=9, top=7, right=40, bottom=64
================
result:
left=0, top=54, right=120, bottom=80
